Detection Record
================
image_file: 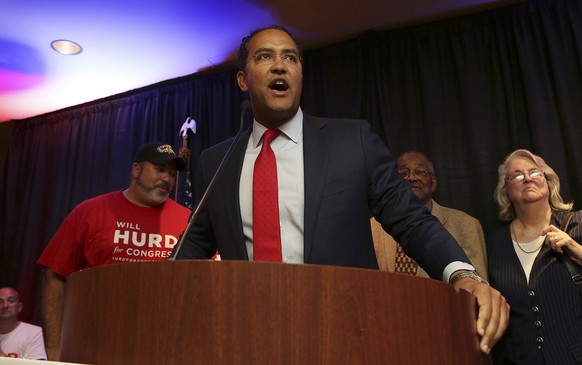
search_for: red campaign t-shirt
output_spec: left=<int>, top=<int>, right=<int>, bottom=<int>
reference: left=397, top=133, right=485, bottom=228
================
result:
left=37, top=190, right=191, bottom=277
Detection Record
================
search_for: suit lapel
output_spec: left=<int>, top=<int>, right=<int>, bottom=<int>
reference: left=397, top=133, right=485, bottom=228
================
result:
left=431, top=200, right=448, bottom=226
left=221, top=128, right=251, bottom=258
left=302, top=115, right=329, bottom=262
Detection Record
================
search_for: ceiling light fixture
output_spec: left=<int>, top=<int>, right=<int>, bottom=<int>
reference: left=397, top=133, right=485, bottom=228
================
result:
left=51, top=40, right=82, bottom=55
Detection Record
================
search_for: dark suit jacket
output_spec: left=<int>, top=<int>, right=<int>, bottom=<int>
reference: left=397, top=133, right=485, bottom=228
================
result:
left=176, top=114, right=469, bottom=279
left=487, top=211, right=582, bottom=365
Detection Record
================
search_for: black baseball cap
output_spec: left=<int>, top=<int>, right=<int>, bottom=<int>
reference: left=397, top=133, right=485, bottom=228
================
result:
left=134, top=142, right=186, bottom=171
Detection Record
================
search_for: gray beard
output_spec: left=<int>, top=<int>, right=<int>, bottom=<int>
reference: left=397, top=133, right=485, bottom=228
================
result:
left=136, top=177, right=169, bottom=205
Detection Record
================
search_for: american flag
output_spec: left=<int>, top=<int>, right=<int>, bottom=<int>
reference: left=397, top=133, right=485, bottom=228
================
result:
left=179, top=117, right=196, bottom=209
left=183, top=172, right=193, bottom=209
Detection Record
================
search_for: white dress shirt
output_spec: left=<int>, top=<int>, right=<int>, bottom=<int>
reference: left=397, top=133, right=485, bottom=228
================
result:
left=240, top=108, right=305, bottom=263
left=239, top=107, right=474, bottom=281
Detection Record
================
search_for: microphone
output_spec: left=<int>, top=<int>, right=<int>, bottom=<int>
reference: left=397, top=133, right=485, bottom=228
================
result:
left=240, top=100, right=251, bottom=115
left=169, top=100, right=251, bottom=260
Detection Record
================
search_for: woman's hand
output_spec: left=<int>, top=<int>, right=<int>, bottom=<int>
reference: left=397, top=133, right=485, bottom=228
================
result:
left=542, top=224, right=582, bottom=260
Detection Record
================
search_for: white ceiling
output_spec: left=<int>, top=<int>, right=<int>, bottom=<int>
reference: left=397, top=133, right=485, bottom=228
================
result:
left=0, top=0, right=517, bottom=123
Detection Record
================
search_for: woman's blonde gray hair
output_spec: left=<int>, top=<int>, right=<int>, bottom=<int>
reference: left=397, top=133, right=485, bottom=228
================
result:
left=493, top=149, right=573, bottom=221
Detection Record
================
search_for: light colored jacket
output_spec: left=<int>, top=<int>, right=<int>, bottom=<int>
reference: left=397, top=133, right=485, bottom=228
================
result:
left=371, top=199, right=488, bottom=279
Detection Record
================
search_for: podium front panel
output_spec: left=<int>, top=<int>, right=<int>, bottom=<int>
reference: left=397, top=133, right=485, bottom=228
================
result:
left=61, top=261, right=491, bottom=365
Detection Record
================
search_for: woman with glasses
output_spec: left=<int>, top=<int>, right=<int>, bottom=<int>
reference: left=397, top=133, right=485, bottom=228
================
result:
left=487, top=149, right=582, bottom=364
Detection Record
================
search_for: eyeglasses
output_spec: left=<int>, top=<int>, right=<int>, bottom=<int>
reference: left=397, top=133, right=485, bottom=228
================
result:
left=398, top=168, right=432, bottom=178
left=506, top=169, right=545, bottom=183
left=0, top=297, right=18, bottom=305
left=247, top=51, right=302, bottom=66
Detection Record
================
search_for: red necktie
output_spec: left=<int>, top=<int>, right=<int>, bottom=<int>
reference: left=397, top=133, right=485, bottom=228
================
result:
left=253, top=129, right=282, bottom=261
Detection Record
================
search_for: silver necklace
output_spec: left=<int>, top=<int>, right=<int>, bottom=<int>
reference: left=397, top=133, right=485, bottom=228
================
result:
left=510, top=222, right=544, bottom=254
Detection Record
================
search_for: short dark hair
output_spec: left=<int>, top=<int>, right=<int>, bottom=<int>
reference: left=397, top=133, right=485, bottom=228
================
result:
left=237, top=25, right=304, bottom=71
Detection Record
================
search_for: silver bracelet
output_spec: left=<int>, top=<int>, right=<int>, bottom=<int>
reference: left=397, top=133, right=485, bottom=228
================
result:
left=449, top=270, right=489, bottom=286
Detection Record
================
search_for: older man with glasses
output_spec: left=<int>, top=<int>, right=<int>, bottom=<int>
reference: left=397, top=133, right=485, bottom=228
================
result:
left=371, top=151, right=488, bottom=279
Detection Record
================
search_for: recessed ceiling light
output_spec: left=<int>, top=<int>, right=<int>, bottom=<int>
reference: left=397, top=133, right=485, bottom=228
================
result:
left=51, top=40, right=82, bottom=55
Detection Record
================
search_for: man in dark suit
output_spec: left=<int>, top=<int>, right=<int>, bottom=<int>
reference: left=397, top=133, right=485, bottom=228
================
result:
left=173, top=25, right=508, bottom=354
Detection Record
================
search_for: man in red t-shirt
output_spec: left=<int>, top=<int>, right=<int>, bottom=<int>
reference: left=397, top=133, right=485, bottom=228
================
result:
left=37, top=142, right=191, bottom=361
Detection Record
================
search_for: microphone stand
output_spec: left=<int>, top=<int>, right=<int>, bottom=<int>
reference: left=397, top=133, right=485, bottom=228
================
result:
left=168, top=100, right=250, bottom=260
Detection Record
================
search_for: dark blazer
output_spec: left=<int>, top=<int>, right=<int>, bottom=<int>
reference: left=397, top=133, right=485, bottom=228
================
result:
left=487, top=211, right=582, bottom=365
left=176, top=114, right=469, bottom=279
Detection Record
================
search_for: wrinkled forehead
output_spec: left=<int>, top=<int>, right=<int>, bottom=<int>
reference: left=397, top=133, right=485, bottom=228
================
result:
left=397, top=154, right=431, bottom=170
left=506, top=156, right=538, bottom=172
left=0, top=288, right=19, bottom=300
left=248, top=29, right=298, bottom=54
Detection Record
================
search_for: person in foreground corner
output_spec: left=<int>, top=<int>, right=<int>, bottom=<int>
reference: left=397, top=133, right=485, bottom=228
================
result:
left=0, top=287, right=47, bottom=360
left=371, top=151, right=488, bottom=279
left=487, top=149, right=582, bottom=364
left=173, top=25, right=509, bottom=354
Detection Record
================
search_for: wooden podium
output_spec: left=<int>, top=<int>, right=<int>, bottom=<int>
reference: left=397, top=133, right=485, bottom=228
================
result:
left=60, top=261, right=491, bottom=364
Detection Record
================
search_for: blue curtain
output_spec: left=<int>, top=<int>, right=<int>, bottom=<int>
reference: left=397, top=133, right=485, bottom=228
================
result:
left=1, top=0, right=581, bottom=325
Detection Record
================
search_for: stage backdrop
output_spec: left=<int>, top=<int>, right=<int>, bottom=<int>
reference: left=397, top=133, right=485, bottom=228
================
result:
left=1, top=0, right=581, bottom=324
